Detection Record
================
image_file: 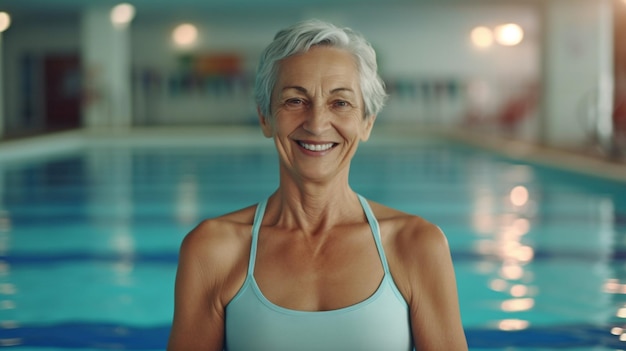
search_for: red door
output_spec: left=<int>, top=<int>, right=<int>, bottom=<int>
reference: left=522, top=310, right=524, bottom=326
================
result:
left=44, top=55, right=81, bottom=131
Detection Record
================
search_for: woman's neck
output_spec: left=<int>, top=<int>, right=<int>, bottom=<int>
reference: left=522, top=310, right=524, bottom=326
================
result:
left=267, top=171, right=364, bottom=235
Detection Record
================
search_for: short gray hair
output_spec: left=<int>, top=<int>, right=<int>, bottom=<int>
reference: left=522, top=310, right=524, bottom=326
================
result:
left=254, top=19, right=387, bottom=119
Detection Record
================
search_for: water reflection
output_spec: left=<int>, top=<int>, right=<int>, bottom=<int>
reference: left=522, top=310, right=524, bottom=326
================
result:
left=498, top=319, right=529, bottom=331
left=86, top=148, right=134, bottom=256
left=604, top=279, right=626, bottom=294
left=175, top=173, right=200, bottom=225
left=501, top=297, right=534, bottom=312
left=469, top=163, right=538, bottom=329
left=471, top=161, right=622, bottom=338
left=0, top=211, right=10, bottom=233
left=610, top=326, right=626, bottom=342
left=0, top=181, right=15, bottom=343
left=510, top=185, right=529, bottom=207
left=598, top=195, right=625, bottom=344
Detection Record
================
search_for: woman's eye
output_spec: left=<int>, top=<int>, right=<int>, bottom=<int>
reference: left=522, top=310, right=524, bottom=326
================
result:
left=334, top=100, right=351, bottom=108
left=285, top=98, right=305, bottom=106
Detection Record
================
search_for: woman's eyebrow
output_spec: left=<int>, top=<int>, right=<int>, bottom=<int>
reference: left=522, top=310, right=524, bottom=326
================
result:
left=280, top=86, right=355, bottom=95
left=281, top=86, right=308, bottom=94
left=330, top=87, right=356, bottom=95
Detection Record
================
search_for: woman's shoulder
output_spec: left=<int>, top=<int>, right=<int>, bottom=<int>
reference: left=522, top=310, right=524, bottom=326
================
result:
left=179, top=203, right=258, bottom=264
left=367, top=199, right=448, bottom=254
left=368, top=199, right=454, bottom=299
left=174, top=203, right=260, bottom=310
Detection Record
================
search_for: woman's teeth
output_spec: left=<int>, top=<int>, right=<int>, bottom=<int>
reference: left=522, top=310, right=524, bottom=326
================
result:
left=299, top=142, right=334, bottom=151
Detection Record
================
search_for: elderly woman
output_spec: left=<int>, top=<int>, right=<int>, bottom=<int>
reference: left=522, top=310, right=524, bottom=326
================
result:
left=167, top=19, right=467, bottom=351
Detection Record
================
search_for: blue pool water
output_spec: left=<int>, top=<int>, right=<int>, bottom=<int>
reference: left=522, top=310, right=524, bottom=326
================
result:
left=0, top=133, right=625, bottom=350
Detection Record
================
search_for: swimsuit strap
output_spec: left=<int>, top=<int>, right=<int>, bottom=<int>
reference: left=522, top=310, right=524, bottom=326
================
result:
left=248, top=198, right=268, bottom=275
left=357, top=194, right=392, bottom=274
left=249, top=196, right=390, bottom=275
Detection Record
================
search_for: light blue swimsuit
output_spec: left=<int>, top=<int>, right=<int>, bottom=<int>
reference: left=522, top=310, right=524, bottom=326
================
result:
left=225, top=195, right=413, bottom=351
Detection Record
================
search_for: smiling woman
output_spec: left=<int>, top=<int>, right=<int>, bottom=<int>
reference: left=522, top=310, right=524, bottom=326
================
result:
left=167, top=19, right=468, bottom=351
left=261, top=45, right=374, bottom=181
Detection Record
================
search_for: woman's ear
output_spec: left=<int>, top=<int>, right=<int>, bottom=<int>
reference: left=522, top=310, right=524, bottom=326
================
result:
left=360, top=115, right=377, bottom=142
left=258, top=106, right=273, bottom=138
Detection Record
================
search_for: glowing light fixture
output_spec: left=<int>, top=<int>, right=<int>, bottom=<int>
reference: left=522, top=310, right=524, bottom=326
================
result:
left=495, top=23, right=524, bottom=46
left=173, top=23, right=199, bottom=48
left=470, top=26, right=494, bottom=48
left=0, top=12, right=11, bottom=33
left=110, top=3, right=136, bottom=28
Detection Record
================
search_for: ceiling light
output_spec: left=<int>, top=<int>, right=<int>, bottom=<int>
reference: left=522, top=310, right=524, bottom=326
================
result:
left=470, top=26, right=494, bottom=49
left=495, top=23, right=524, bottom=46
left=110, top=3, right=136, bottom=29
left=0, top=12, right=11, bottom=33
left=172, top=23, right=199, bottom=48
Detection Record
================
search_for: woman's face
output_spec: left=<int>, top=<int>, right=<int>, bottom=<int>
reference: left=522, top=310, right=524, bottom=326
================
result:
left=260, top=45, right=376, bottom=182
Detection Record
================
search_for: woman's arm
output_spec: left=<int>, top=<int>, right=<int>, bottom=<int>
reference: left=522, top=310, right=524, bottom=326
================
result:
left=167, top=222, right=233, bottom=351
left=395, top=220, right=468, bottom=350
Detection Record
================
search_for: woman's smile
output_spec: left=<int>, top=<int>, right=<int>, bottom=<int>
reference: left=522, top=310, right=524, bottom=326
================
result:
left=296, top=140, right=338, bottom=153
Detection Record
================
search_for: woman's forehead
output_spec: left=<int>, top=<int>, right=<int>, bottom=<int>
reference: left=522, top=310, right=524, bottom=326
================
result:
left=275, top=47, right=360, bottom=92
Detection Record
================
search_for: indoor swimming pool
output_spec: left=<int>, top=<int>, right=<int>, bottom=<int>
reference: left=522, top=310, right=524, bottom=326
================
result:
left=0, top=130, right=625, bottom=350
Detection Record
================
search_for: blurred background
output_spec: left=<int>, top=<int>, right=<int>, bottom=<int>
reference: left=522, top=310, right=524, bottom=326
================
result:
left=0, top=0, right=624, bottom=156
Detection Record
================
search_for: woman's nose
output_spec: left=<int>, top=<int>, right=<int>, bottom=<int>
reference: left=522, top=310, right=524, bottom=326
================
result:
left=303, top=104, right=331, bottom=135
